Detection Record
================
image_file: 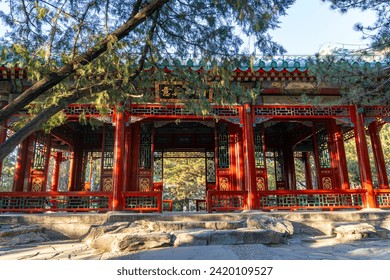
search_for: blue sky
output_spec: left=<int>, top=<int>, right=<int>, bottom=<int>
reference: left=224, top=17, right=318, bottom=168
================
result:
left=0, top=0, right=377, bottom=56
left=268, top=0, right=377, bottom=55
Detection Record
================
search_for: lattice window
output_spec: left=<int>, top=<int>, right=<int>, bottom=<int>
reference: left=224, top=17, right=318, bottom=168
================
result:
left=260, top=193, right=363, bottom=208
left=63, top=105, right=113, bottom=116
left=212, top=108, right=240, bottom=117
left=32, top=131, right=48, bottom=170
left=139, top=123, right=153, bottom=169
left=83, top=151, right=102, bottom=191
left=217, top=123, right=229, bottom=168
left=102, top=126, right=114, bottom=169
left=57, top=196, right=109, bottom=209
left=206, top=151, right=216, bottom=183
left=254, top=127, right=265, bottom=168
left=377, top=193, right=390, bottom=207
left=153, top=151, right=163, bottom=182
left=254, top=106, right=350, bottom=117
left=211, top=195, right=245, bottom=209
left=316, top=126, right=331, bottom=168
left=129, top=106, right=240, bottom=117
left=125, top=196, right=158, bottom=209
left=365, top=107, right=390, bottom=117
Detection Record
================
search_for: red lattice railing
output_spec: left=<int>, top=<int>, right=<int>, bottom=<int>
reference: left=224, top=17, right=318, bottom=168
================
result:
left=207, top=191, right=248, bottom=212
left=2, top=189, right=388, bottom=213
left=374, top=189, right=390, bottom=208
left=0, top=191, right=111, bottom=213
left=122, top=191, right=162, bottom=213
left=258, top=189, right=367, bottom=211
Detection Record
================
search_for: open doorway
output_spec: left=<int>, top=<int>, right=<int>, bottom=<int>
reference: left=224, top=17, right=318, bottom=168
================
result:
left=161, top=150, right=206, bottom=212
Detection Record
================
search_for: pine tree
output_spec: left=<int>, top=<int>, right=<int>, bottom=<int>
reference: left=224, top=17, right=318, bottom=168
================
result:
left=0, top=0, right=295, bottom=160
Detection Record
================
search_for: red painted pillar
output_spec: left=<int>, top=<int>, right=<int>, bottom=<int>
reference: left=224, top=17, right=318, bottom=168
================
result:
left=369, top=121, right=389, bottom=189
left=303, top=152, right=313, bottom=190
left=236, top=132, right=244, bottom=191
left=112, top=106, right=125, bottom=211
left=284, top=147, right=296, bottom=190
left=67, top=153, right=75, bottom=191
left=124, top=125, right=132, bottom=192
left=0, top=125, right=7, bottom=179
left=352, top=106, right=376, bottom=208
left=329, top=120, right=350, bottom=189
left=13, top=135, right=33, bottom=192
left=51, top=152, right=62, bottom=192
left=242, top=103, right=257, bottom=209
left=68, top=143, right=83, bottom=191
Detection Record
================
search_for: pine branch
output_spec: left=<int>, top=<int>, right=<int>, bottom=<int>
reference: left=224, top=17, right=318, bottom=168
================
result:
left=0, top=0, right=169, bottom=125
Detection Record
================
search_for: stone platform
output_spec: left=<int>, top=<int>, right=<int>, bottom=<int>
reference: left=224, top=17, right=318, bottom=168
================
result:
left=1, top=209, right=390, bottom=238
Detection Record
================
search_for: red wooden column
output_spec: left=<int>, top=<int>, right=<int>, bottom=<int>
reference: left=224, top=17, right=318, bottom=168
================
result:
left=284, top=147, right=296, bottom=190
left=68, top=141, right=83, bottom=191
left=50, top=152, right=62, bottom=192
left=241, top=103, right=257, bottom=209
left=0, top=124, right=7, bottom=179
left=368, top=121, right=389, bottom=189
left=328, top=120, right=350, bottom=189
left=303, top=152, right=313, bottom=190
left=352, top=106, right=376, bottom=208
left=124, top=124, right=133, bottom=191
left=13, top=135, right=34, bottom=192
left=235, top=131, right=244, bottom=191
left=112, top=106, right=125, bottom=211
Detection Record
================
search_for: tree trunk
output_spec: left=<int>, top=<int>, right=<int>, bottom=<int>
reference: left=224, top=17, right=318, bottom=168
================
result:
left=0, top=0, right=169, bottom=125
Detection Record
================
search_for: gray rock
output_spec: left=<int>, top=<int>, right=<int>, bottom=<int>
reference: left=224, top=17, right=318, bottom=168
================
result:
left=0, top=225, right=44, bottom=238
left=205, top=220, right=246, bottom=230
left=0, top=232, right=49, bottom=246
left=173, top=230, right=212, bottom=247
left=247, top=215, right=294, bottom=238
left=83, top=222, right=130, bottom=244
left=90, top=232, right=172, bottom=253
left=241, top=229, right=282, bottom=244
left=333, top=223, right=378, bottom=240
left=147, top=221, right=206, bottom=232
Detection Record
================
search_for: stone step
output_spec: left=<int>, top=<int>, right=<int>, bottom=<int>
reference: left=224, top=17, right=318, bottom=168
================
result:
left=88, top=228, right=283, bottom=253
left=85, top=216, right=294, bottom=253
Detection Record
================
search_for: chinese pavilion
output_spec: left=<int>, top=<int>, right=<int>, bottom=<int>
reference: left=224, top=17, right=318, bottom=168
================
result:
left=0, top=58, right=389, bottom=213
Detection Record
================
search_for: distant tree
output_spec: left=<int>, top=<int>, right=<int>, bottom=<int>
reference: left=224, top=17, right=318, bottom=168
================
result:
left=308, top=1, right=389, bottom=106
left=322, top=0, right=389, bottom=51
left=0, top=0, right=295, bottom=161
left=344, top=123, right=390, bottom=188
left=163, top=157, right=205, bottom=211
left=0, top=147, right=17, bottom=191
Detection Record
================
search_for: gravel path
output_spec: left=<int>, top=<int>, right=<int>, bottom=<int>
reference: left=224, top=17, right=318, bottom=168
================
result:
left=2, top=235, right=390, bottom=260
left=0, top=233, right=390, bottom=260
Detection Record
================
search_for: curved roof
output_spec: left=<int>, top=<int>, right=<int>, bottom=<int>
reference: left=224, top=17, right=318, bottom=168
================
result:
left=1, top=57, right=388, bottom=79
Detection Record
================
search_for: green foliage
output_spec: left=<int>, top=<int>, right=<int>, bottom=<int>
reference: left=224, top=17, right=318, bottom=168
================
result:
left=42, top=111, right=67, bottom=133
left=310, top=1, right=390, bottom=105
left=344, top=124, right=390, bottom=188
left=0, top=147, right=17, bottom=191
left=322, top=0, right=389, bottom=52
left=0, top=0, right=294, bottom=115
left=308, top=55, right=389, bottom=105
left=163, top=157, right=205, bottom=211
